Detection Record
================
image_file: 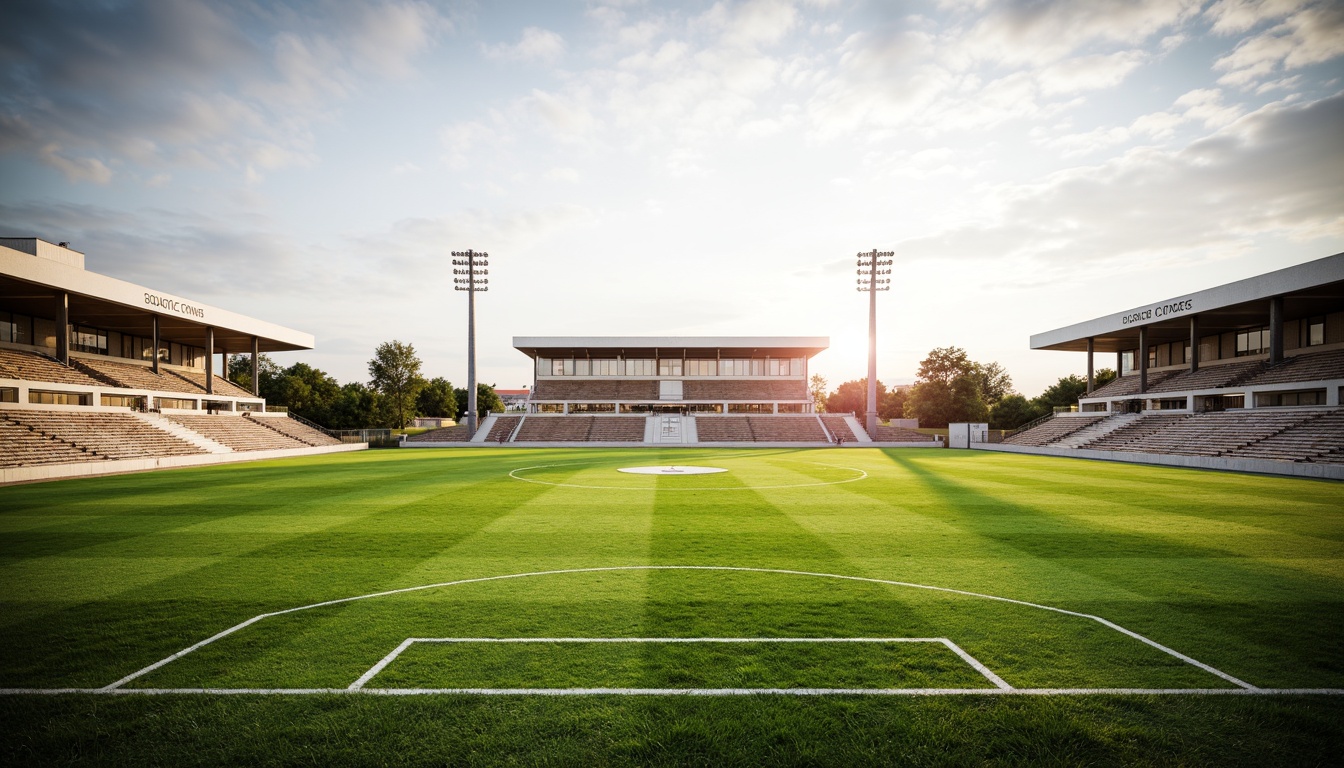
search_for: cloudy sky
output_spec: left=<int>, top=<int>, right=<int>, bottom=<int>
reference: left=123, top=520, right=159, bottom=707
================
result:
left=2, top=0, right=1342, bottom=396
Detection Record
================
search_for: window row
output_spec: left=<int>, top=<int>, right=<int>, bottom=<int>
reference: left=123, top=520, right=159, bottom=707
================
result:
left=539, top=357, right=805, bottom=377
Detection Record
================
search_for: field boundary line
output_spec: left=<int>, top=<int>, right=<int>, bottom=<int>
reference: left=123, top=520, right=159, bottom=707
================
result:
left=4, top=687, right=1344, bottom=697
left=102, top=565, right=1256, bottom=691
left=346, top=636, right=1012, bottom=692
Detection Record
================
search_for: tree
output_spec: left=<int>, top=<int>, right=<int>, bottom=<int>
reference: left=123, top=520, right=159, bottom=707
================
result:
left=1095, top=367, right=1118, bottom=389
left=274, top=363, right=342, bottom=424
left=903, top=347, right=989, bottom=428
left=809, top=374, right=828, bottom=413
left=227, top=353, right=280, bottom=395
left=989, top=394, right=1046, bottom=430
left=368, top=340, right=426, bottom=429
left=416, top=377, right=457, bottom=419
left=455, top=383, right=504, bottom=421
left=879, top=387, right=907, bottom=421
left=970, top=361, right=1013, bottom=405
left=1034, top=374, right=1089, bottom=411
left=824, top=378, right=886, bottom=421
left=915, top=347, right=974, bottom=386
left=328, top=382, right=380, bottom=430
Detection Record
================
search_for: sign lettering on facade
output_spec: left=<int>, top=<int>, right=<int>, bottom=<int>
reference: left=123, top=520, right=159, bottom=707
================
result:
left=144, top=292, right=206, bottom=319
left=1121, top=299, right=1193, bottom=325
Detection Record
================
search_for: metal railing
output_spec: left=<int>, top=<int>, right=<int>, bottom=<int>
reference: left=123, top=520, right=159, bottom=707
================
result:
left=286, top=410, right=337, bottom=438
left=1005, top=411, right=1053, bottom=438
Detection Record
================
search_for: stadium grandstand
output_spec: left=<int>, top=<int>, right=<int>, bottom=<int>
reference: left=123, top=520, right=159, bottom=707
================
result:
left=1, top=237, right=361, bottom=483
left=406, top=336, right=938, bottom=446
left=991, top=253, right=1344, bottom=478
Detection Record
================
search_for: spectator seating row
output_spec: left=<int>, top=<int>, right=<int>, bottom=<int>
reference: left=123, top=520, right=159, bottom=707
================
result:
left=486, top=416, right=521, bottom=442
left=513, top=416, right=646, bottom=442
left=820, top=416, right=857, bottom=442
left=1086, top=370, right=1179, bottom=399
left=0, top=417, right=102, bottom=468
left=871, top=425, right=937, bottom=442
left=167, top=415, right=305, bottom=452
left=1006, top=407, right=1344, bottom=464
left=0, top=348, right=104, bottom=387
left=1003, top=415, right=1107, bottom=447
left=1243, top=348, right=1344, bottom=387
left=4, top=410, right=204, bottom=461
left=1147, top=359, right=1267, bottom=394
left=246, top=415, right=342, bottom=446
left=73, top=356, right=246, bottom=397
left=696, top=416, right=826, bottom=442
left=406, top=425, right=471, bottom=442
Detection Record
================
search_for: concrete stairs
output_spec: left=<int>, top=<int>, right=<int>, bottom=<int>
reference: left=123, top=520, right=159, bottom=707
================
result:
left=133, top=411, right=232, bottom=454
left=1055, top=412, right=1140, bottom=449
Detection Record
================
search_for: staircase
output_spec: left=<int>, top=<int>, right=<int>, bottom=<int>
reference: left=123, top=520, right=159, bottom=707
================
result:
left=1055, top=413, right=1140, bottom=449
left=132, top=411, right=232, bottom=454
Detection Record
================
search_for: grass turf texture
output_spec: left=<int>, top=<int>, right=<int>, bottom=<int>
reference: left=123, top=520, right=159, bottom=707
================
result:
left=1, top=447, right=1342, bottom=765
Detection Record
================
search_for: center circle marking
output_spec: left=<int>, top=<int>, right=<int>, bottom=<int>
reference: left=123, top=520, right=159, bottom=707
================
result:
left=618, top=466, right=727, bottom=475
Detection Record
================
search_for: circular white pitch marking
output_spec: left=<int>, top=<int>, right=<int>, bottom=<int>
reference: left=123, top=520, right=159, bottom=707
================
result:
left=618, top=466, right=727, bottom=475
left=509, top=461, right=866, bottom=490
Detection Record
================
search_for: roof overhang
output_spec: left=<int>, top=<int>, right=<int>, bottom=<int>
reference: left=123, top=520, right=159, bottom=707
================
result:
left=1030, top=253, right=1344, bottom=353
left=513, top=336, right=829, bottom=359
left=0, top=245, right=314, bottom=353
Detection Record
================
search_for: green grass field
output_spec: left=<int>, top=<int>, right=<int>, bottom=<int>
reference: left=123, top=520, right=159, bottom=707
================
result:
left=2, top=447, right=1342, bottom=765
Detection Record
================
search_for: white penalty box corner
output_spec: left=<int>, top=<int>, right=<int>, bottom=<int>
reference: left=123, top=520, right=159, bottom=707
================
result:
left=347, top=637, right=1013, bottom=692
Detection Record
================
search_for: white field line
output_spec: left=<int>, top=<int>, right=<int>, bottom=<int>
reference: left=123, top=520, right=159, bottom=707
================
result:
left=346, top=637, right=1012, bottom=692
left=4, top=688, right=1344, bottom=697
left=102, top=565, right=1256, bottom=691
left=507, top=461, right=868, bottom=491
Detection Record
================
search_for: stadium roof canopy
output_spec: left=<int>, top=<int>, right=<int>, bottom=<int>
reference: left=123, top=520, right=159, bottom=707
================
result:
left=513, top=336, right=829, bottom=359
left=1, top=238, right=313, bottom=354
left=1030, top=253, right=1344, bottom=353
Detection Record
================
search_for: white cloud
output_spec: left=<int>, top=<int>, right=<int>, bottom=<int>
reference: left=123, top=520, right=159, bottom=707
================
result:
left=1214, top=1, right=1344, bottom=87
left=483, top=27, right=567, bottom=63
left=544, top=166, right=581, bottom=182
left=38, top=144, right=113, bottom=184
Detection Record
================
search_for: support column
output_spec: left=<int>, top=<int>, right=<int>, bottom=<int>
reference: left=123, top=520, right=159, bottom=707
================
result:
left=1189, top=315, right=1200, bottom=373
left=1116, top=351, right=1124, bottom=377
left=1086, top=337, right=1095, bottom=394
left=1138, top=326, right=1148, bottom=395
left=205, top=327, right=215, bottom=395
left=54, top=291, right=69, bottom=364
left=151, top=315, right=160, bottom=374
left=251, top=336, right=260, bottom=396
left=1269, top=296, right=1284, bottom=365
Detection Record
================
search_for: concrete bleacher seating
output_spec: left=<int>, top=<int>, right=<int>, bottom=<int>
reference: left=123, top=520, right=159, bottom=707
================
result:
left=486, top=416, right=521, bottom=442
left=0, top=416, right=103, bottom=467
left=73, top=357, right=242, bottom=396
left=1004, top=415, right=1107, bottom=447
left=1242, top=348, right=1344, bottom=387
left=745, top=416, right=826, bottom=441
left=246, top=415, right=341, bottom=446
left=1147, top=359, right=1266, bottom=393
left=1085, top=370, right=1179, bottom=399
left=0, top=348, right=104, bottom=387
left=4, top=410, right=205, bottom=460
left=167, top=414, right=305, bottom=452
left=406, top=425, right=471, bottom=442
left=695, top=417, right=753, bottom=442
left=1116, top=409, right=1320, bottom=457
left=1222, top=409, right=1344, bottom=462
left=512, top=416, right=645, bottom=442
left=871, top=425, right=936, bottom=442
left=1076, top=413, right=1189, bottom=452
left=172, top=369, right=256, bottom=398
left=820, top=416, right=857, bottom=442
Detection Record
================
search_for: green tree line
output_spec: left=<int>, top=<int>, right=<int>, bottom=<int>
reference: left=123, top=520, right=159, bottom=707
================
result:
left=817, top=347, right=1116, bottom=429
left=227, top=340, right=504, bottom=429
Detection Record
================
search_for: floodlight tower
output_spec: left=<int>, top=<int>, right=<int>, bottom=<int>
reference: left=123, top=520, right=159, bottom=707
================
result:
left=856, top=249, right=893, bottom=437
left=453, top=249, right=489, bottom=437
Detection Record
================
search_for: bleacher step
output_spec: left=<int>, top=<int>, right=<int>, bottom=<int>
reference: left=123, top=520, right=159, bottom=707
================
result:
left=134, top=412, right=232, bottom=454
left=1056, top=413, right=1139, bottom=449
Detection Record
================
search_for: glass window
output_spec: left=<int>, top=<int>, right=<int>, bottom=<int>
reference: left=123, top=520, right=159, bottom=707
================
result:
left=1236, top=326, right=1269, bottom=356
left=537, top=357, right=550, bottom=375
left=154, top=397, right=197, bottom=410
left=626, top=359, right=655, bottom=376
left=0, top=387, right=17, bottom=402
left=29, top=390, right=91, bottom=405
left=685, top=359, right=716, bottom=376
left=574, top=359, right=591, bottom=376
left=1308, top=317, right=1325, bottom=346
left=658, top=358, right=682, bottom=376
left=593, top=359, right=621, bottom=376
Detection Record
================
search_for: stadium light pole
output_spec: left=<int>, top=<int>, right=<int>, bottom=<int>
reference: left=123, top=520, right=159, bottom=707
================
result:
left=856, top=249, right=893, bottom=437
left=453, top=249, right=489, bottom=437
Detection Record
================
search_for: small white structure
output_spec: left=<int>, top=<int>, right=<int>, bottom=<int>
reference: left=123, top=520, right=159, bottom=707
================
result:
left=948, top=423, right=990, bottom=449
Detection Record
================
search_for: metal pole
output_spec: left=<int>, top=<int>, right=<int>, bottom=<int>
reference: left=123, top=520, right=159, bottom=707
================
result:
left=467, top=252, right=478, bottom=437
left=866, top=250, right=878, bottom=437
